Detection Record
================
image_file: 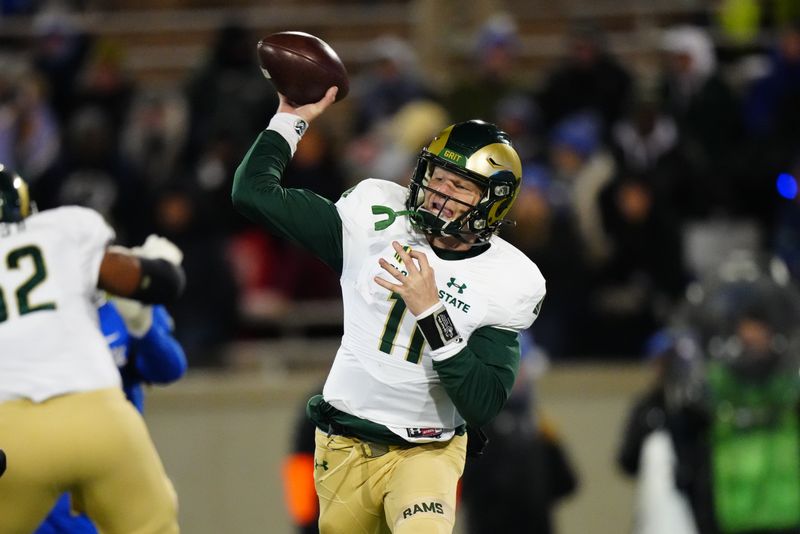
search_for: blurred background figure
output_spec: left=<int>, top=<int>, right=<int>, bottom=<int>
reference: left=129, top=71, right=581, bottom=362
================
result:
left=121, top=89, right=189, bottom=195
left=590, top=172, right=688, bottom=357
left=538, top=21, right=633, bottom=141
left=183, top=20, right=278, bottom=239
left=282, top=384, right=324, bottom=534
left=618, top=251, right=800, bottom=534
left=349, top=35, right=433, bottom=136
left=50, top=105, right=143, bottom=243
left=0, top=67, right=61, bottom=200
left=344, top=99, right=450, bottom=185
left=71, top=38, right=136, bottom=147
left=29, top=3, right=92, bottom=123
left=446, top=11, right=533, bottom=124
left=504, top=160, right=586, bottom=359
left=547, top=111, right=614, bottom=267
left=184, top=19, right=277, bottom=174
left=657, top=25, right=743, bottom=221
left=616, top=328, right=704, bottom=534
left=152, top=186, right=238, bottom=367
left=461, top=332, right=578, bottom=534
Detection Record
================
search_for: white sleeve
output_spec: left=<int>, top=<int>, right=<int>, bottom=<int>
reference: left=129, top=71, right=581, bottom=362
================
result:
left=500, top=266, right=547, bottom=332
left=266, top=112, right=307, bottom=156
left=52, top=207, right=115, bottom=287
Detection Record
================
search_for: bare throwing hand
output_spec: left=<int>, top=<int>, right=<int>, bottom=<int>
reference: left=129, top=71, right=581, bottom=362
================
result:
left=374, top=241, right=441, bottom=316
left=277, top=86, right=338, bottom=124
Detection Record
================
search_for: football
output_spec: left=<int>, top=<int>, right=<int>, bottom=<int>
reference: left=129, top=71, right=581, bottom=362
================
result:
left=257, top=31, right=350, bottom=106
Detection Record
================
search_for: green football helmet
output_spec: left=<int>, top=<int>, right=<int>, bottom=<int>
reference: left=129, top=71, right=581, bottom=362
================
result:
left=406, top=120, right=522, bottom=244
left=0, top=165, right=31, bottom=223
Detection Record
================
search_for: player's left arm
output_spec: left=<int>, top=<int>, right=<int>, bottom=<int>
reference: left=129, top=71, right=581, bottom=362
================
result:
left=432, top=326, right=520, bottom=427
left=375, top=242, right=540, bottom=427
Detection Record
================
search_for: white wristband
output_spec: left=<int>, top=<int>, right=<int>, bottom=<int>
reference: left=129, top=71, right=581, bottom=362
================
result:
left=267, top=112, right=308, bottom=156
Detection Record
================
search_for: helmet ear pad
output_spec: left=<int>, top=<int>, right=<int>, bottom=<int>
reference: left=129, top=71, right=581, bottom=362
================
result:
left=470, top=169, right=518, bottom=232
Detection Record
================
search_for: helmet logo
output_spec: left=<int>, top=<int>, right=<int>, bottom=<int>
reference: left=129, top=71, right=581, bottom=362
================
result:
left=447, top=277, right=467, bottom=294
left=440, top=149, right=466, bottom=166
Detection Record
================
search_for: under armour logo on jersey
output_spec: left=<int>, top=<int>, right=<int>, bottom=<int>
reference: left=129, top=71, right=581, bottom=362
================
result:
left=314, top=459, right=328, bottom=471
left=447, top=277, right=467, bottom=294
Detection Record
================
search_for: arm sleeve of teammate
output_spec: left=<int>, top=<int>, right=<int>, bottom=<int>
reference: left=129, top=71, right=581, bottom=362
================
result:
left=232, top=128, right=344, bottom=273
left=132, top=306, right=187, bottom=384
left=432, top=326, right=520, bottom=427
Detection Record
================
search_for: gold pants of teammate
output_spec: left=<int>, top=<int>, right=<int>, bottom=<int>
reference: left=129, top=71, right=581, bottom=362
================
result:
left=313, top=428, right=467, bottom=534
left=0, top=388, right=179, bottom=534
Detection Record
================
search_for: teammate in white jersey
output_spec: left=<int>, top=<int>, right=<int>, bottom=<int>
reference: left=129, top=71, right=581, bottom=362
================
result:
left=232, top=87, right=546, bottom=534
left=0, top=165, right=185, bottom=533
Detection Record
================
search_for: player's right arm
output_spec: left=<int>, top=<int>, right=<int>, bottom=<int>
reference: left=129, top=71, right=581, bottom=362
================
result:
left=232, top=87, right=344, bottom=273
left=98, top=251, right=185, bottom=304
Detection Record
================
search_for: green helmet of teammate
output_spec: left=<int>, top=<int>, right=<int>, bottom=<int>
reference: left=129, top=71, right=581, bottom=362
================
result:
left=0, top=165, right=31, bottom=223
left=406, top=120, right=522, bottom=244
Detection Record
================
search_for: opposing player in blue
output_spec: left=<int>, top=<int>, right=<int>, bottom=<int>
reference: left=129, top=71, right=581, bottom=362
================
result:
left=35, top=236, right=188, bottom=534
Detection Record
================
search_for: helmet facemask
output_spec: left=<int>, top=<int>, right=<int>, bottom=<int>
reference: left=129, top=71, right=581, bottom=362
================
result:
left=405, top=121, right=522, bottom=245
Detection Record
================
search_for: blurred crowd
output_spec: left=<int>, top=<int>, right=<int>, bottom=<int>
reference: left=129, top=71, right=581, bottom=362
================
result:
left=2, top=2, right=800, bottom=369
left=5, top=2, right=800, bottom=534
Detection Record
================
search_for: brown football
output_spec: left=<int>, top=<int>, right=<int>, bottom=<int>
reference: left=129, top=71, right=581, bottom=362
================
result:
left=257, top=31, right=349, bottom=106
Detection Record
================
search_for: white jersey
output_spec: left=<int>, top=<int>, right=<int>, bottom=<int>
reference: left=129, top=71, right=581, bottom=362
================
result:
left=0, top=206, right=120, bottom=403
left=324, top=179, right=546, bottom=441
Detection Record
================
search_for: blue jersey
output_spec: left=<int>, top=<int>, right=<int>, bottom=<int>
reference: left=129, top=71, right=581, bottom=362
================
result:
left=102, top=303, right=187, bottom=413
left=35, top=302, right=187, bottom=534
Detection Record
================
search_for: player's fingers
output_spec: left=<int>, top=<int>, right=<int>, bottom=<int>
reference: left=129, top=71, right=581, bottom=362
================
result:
left=378, top=258, right=405, bottom=282
left=295, top=86, right=338, bottom=122
left=323, top=85, right=338, bottom=102
left=391, top=241, right=418, bottom=274
left=408, top=249, right=430, bottom=271
left=373, top=275, right=401, bottom=293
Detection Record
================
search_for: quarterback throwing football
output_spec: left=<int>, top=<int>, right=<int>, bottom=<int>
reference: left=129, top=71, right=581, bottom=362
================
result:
left=232, top=87, right=546, bottom=534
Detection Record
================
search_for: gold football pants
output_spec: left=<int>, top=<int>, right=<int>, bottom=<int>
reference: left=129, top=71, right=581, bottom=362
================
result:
left=0, top=388, right=179, bottom=534
left=313, top=428, right=467, bottom=534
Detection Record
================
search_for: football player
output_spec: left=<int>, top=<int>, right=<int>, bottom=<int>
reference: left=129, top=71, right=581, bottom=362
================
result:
left=0, top=166, right=184, bottom=533
left=35, top=236, right=188, bottom=534
left=232, top=87, right=546, bottom=534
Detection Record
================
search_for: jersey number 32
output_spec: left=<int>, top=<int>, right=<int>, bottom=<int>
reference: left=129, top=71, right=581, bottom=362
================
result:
left=0, top=245, right=55, bottom=323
